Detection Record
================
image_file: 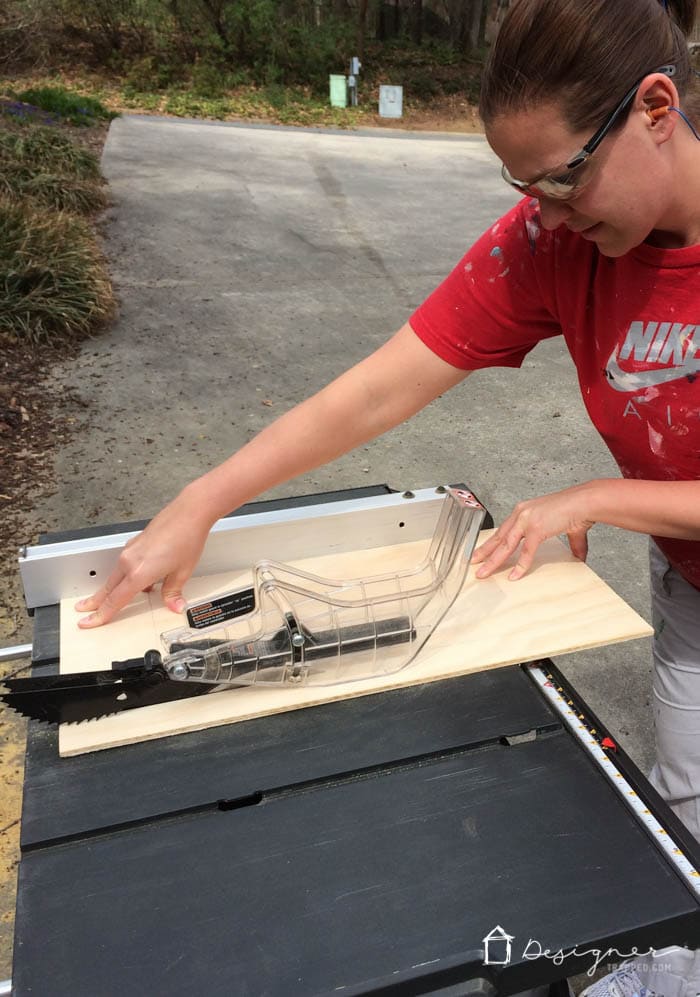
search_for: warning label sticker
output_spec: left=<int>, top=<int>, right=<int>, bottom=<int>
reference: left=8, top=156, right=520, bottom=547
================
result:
left=186, top=587, right=256, bottom=630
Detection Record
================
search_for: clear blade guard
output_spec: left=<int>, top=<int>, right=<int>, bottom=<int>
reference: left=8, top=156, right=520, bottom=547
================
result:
left=160, top=488, right=485, bottom=688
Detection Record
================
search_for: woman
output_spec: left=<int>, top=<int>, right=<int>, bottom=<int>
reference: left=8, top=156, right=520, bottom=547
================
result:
left=78, top=2, right=700, bottom=990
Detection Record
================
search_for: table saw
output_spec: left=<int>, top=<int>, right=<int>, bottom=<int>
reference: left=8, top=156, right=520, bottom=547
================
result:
left=7, top=483, right=700, bottom=996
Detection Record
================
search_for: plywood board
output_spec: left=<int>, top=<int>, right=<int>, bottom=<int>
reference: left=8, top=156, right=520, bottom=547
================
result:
left=58, top=531, right=652, bottom=755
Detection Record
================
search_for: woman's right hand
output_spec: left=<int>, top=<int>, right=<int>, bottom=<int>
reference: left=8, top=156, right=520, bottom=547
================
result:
left=75, top=483, right=217, bottom=628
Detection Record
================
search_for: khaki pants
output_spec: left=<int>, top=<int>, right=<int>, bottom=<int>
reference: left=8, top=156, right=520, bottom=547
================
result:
left=580, top=545, right=700, bottom=995
left=648, top=540, right=700, bottom=842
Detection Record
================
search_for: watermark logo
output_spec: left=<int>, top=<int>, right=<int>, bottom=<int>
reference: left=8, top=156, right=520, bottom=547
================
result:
left=483, top=926, right=515, bottom=966
left=481, top=925, right=654, bottom=976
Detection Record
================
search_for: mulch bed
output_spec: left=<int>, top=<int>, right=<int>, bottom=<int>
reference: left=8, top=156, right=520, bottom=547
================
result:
left=0, top=338, right=85, bottom=641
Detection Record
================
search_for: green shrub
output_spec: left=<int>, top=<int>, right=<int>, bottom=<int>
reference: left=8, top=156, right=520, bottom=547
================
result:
left=409, top=70, right=441, bottom=100
left=442, top=76, right=463, bottom=95
left=0, top=165, right=108, bottom=214
left=265, top=16, right=354, bottom=91
left=190, top=61, right=228, bottom=98
left=0, top=126, right=101, bottom=179
left=124, top=54, right=182, bottom=90
left=13, top=85, right=118, bottom=125
left=0, top=127, right=106, bottom=214
left=463, top=74, right=481, bottom=105
left=0, top=198, right=115, bottom=346
left=261, top=83, right=289, bottom=111
left=225, top=68, right=253, bottom=88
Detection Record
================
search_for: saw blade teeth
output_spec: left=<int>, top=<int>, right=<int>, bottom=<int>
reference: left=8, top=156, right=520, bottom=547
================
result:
left=1, top=703, right=54, bottom=725
left=79, top=712, right=119, bottom=725
left=56, top=710, right=122, bottom=726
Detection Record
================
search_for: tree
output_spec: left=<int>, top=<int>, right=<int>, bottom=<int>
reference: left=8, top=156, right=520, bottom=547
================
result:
left=358, top=0, right=369, bottom=59
left=409, top=0, right=422, bottom=44
left=467, top=0, right=488, bottom=50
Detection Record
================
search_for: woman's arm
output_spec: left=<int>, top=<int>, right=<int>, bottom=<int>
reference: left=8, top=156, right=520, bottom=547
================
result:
left=472, top=478, right=700, bottom=580
left=77, top=323, right=471, bottom=627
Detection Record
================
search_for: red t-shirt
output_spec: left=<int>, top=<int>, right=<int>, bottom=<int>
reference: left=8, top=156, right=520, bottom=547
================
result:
left=410, top=197, right=700, bottom=589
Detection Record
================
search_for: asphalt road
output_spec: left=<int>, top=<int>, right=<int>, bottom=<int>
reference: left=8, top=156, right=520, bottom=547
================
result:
left=37, top=114, right=654, bottom=771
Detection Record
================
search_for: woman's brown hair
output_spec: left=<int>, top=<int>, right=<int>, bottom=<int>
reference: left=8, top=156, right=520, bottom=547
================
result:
left=479, top=0, right=700, bottom=131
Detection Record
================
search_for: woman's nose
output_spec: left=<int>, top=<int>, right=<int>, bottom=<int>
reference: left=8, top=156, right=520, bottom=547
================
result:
left=538, top=197, right=574, bottom=230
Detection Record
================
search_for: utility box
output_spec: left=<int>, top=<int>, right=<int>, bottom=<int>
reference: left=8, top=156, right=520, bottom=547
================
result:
left=329, top=75, right=347, bottom=108
left=379, top=85, right=403, bottom=118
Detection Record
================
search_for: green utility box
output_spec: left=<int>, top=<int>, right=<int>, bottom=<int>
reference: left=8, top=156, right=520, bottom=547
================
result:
left=329, top=74, right=347, bottom=108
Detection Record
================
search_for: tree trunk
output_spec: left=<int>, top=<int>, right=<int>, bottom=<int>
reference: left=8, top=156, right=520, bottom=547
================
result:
left=447, top=0, right=470, bottom=49
left=478, top=0, right=489, bottom=47
left=468, top=0, right=483, bottom=51
left=410, top=0, right=423, bottom=45
left=358, top=0, right=369, bottom=60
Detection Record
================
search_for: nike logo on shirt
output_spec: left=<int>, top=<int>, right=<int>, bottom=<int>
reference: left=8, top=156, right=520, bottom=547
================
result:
left=605, top=320, right=700, bottom=392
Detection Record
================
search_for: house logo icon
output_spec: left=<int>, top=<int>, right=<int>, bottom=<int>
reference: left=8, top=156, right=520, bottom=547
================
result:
left=483, top=925, right=515, bottom=965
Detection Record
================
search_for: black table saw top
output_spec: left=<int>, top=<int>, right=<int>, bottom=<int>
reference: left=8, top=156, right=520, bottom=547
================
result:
left=12, top=487, right=700, bottom=996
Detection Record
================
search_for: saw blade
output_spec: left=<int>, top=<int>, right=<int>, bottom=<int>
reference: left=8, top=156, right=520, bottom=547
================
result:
left=1, top=658, right=214, bottom=725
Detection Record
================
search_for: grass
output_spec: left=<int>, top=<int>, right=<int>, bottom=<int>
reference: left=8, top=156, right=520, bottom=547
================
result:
left=12, top=85, right=118, bottom=126
left=0, top=198, right=115, bottom=347
left=3, top=63, right=483, bottom=131
left=3, top=74, right=374, bottom=128
left=0, top=127, right=102, bottom=180
left=0, top=127, right=107, bottom=214
left=120, top=82, right=371, bottom=128
left=0, top=125, right=107, bottom=214
left=0, top=87, right=115, bottom=347
left=0, top=166, right=108, bottom=214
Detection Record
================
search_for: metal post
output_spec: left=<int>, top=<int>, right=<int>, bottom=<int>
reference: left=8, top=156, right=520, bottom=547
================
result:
left=348, top=56, right=361, bottom=106
left=0, top=645, right=31, bottom=663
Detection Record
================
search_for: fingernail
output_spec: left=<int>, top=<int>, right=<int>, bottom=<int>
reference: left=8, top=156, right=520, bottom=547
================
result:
left=173, top=598, right=186, bottom=613
left=475, top=567, right=487, bottom=579
left=75, top=599, right=87, bottom=611
left=509, top=569, right=523, bottom=581
left=78, top=614, right=95, bottom=628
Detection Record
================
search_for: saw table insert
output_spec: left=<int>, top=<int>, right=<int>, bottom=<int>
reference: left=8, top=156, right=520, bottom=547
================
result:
left=53, top=487, right=651, bottom=756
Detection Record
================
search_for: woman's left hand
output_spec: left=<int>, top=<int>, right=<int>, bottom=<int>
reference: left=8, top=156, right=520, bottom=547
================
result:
left=471, top=483, right=597, bottom=581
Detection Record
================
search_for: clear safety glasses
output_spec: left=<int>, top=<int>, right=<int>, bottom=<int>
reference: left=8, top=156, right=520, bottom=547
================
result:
left=501, top=65, right=677, bottom=201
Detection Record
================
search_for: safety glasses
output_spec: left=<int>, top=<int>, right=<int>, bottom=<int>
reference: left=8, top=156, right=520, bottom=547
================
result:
left=501, top=65, right=677, bottom=201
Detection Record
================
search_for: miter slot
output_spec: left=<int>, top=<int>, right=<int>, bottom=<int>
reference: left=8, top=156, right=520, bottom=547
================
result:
left=20, top=723, right=564, bottom=852
left=499, top=729, right=540, bottom=747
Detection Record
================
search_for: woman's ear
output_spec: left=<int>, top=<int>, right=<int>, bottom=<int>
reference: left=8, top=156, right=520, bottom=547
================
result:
left=639, top=75, right=678, bottom=145
left=639, top=73, right=678, bottom=122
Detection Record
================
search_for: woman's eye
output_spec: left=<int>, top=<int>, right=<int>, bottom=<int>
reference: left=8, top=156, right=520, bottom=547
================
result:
left=550, top=170, right=577, bottom=186
left=550, top=157, right=592, bottom=189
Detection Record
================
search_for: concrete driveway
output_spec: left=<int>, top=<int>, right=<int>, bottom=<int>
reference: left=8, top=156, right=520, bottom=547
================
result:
left=39, top=115, right=654, bottom=770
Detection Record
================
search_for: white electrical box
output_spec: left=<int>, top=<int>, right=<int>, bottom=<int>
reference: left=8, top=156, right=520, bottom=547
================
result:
left=379, top=85, right=403, bottom=119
